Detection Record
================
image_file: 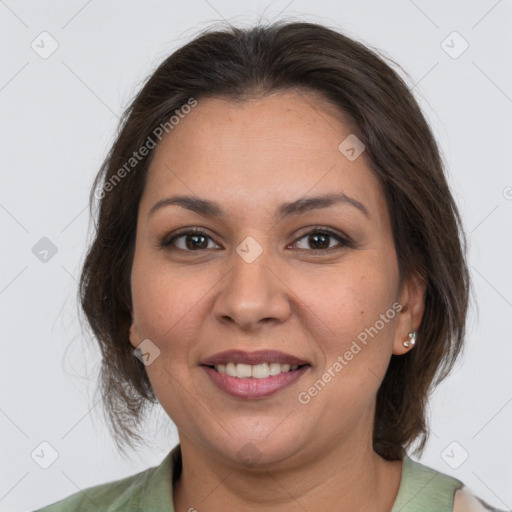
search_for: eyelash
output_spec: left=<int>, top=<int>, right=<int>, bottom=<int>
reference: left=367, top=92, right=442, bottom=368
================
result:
left=160, top=226, right=353, bottom=254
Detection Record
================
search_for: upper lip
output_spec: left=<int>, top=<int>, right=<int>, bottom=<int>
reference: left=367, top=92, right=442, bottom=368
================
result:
left=201, top=349, right=310, bottom=366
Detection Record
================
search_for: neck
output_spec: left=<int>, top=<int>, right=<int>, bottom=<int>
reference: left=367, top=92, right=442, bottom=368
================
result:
left=173, top=434, right=402, bottom=512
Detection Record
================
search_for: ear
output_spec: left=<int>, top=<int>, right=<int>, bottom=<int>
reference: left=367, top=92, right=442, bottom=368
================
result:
left=392, top=273, right=426, bottom=355
left=128, top=315, right=140, bottom=349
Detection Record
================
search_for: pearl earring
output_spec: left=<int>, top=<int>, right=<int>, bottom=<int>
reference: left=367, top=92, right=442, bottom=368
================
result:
left=403, top=331, right=416, bottom=348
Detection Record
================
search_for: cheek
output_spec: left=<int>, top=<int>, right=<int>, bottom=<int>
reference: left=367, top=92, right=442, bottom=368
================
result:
left=298, top=275, right=399, bottom=423
left=306, top=263, right=398, bottom=341
left=298, top=262, right=399, bottom=408
left=130, top=256, right=208, bottom=343
left=130, top=262, right=207, bottom=414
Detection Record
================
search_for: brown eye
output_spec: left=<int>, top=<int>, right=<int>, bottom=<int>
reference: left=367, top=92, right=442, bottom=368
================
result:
left=160, top=226, right=352, bottom=254
left=182, top=233, right=209, bottom=250
left=292, top=228, right=351, bottom=252
left=161, top=229, right=221, bottom=251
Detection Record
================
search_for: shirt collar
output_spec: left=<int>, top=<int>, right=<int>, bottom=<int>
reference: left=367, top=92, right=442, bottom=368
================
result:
left=138, top=443, right=181, bottom=511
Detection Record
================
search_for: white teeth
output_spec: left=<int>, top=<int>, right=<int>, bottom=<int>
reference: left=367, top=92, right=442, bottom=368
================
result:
left=252, top=363, right=270, bottom=378
left=214, top=362, right=302, bottom=378
left=236, top=363, right=252, bottom=378
left=226, top=362, right=237, bottom=377
left=269, top=363, right=281, bottom=376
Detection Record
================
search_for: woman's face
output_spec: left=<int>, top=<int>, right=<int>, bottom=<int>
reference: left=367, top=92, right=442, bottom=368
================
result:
left=129, top=91, right=423, bottom=468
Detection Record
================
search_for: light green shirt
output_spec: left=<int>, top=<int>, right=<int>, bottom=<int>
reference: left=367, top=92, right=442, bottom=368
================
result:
left=32, top=445, right=475, bottom=511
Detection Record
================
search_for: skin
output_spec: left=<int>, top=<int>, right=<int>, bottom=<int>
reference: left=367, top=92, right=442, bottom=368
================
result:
left=128, top=91, right=426, bottom=511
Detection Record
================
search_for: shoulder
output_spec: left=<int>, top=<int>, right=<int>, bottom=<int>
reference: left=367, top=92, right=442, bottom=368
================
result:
left=454, top=486, right=509, bottom=512
left=31, top=464, right=157, bottom=512
left=31, top=446, right=180, bottom=512
left=395, top=455, right=464, bottom=509
left=392, top=456, right=508, bottom=512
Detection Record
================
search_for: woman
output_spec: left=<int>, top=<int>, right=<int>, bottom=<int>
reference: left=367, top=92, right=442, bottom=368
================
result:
left=33, top=20, right=504, bottom=512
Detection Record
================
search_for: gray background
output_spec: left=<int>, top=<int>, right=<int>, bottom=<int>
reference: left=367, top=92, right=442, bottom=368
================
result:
left=1, top=1, right=511, bottom=510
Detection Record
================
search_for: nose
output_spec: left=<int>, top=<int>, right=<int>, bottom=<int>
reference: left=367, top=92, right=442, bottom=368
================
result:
left=212, top=239, right=292, bottom=331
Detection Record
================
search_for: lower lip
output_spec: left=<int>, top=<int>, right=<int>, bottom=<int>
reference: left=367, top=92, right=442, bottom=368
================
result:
left=201, top=365, right=310, bottom=399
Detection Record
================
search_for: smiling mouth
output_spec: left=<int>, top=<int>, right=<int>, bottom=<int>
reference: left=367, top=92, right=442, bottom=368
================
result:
left=200, top=349, right=311, bottom=398
left=205, top=362, right=310, bottom=379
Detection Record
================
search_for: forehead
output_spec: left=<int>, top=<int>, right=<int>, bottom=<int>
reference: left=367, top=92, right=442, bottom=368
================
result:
left=141, top=92, right=386, bottom=218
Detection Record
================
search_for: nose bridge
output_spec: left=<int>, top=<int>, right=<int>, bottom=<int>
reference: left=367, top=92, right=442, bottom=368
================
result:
left=213, top=234, right=290, bottom=328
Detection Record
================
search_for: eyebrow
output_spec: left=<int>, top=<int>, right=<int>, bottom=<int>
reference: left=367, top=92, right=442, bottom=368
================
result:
left=148, top=192, right=370, bottom=221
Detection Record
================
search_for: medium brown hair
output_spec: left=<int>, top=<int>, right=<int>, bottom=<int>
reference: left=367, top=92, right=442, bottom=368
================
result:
left=79, top=20, right=470, bottom=460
